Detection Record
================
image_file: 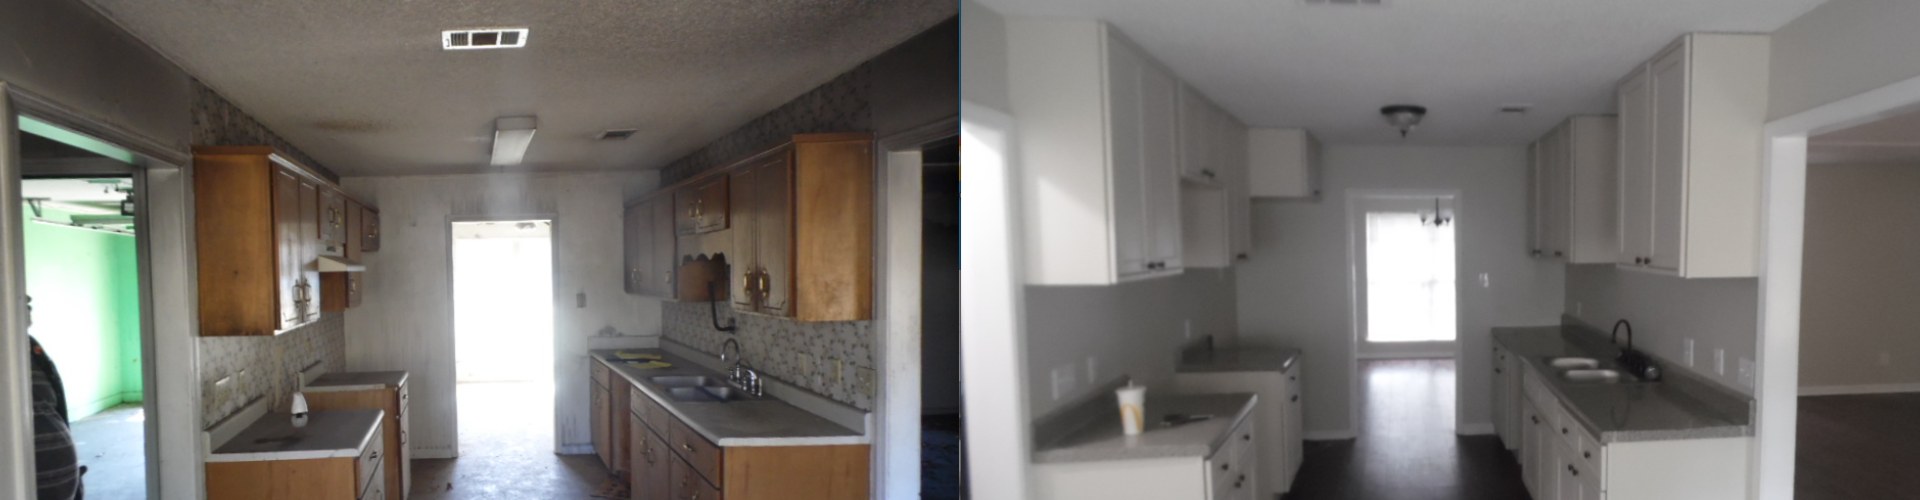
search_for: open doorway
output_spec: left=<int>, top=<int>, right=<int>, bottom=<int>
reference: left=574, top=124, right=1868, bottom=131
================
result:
left=918, top=137, right=964, bottom=500
left=11, top=115, right=154, bottom=498
left=448, top=219, right=559, bottom=468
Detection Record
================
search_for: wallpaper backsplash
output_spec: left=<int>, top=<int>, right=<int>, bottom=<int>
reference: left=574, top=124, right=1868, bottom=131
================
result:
left=197, top=313, right=346, bottom=427
left=191, top=79, right=351, bottom=427
left=663, top=303, right=875, bottom=410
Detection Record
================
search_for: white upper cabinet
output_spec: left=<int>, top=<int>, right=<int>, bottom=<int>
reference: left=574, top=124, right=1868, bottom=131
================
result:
left=1009, top=19, right=1184, bottom=285
left=1614, top=33, right=1769, bottom=278
left=1248, top=129, right=1322, bottom=199
left=1527, top=116, right=1618, bottom=263
left=1179, top=83, right=1253, bottom=268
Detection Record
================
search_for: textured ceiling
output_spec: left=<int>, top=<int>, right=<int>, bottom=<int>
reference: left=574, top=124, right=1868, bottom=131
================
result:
left=975, top=0, right=1824, bottom=146
left=85, top=0, right=956, bottom=175
left=1811, top=109, right=1920, bottom=165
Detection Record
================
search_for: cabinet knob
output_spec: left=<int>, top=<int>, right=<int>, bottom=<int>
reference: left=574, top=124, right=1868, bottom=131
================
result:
left=1584, top=451, right=1591, bottom=459
left=1290, top=394, right=1298, bottom=402
left=1243, top=433, right=1252, bottom=441
left=1562, top=427, right=1569, bottom=435
left=1570, top=465, right=1580, bottom=476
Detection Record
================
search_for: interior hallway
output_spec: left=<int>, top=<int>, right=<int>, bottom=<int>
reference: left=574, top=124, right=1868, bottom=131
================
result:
left=410, top=381, right=598, bottom=499
left=1286, top=358, right=1528, bottom=500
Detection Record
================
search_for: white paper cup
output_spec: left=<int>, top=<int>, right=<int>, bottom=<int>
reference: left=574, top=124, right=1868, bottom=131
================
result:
left=1116, top=385, right=1147, bottom=436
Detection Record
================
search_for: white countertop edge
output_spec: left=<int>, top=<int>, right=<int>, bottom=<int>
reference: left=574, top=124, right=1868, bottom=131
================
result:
left=715, top=435, right=873, bottom=447
left=204, top=409, right=383, bottom=463
left=598, top=349, right=867, bottom=445
left=300, top=383, right=387, bottom=393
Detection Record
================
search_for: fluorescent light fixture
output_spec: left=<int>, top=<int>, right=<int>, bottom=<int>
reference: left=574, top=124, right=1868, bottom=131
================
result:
left=491, top=116, right=538, bottom=166
left=443, top=28, right=529, bottom=50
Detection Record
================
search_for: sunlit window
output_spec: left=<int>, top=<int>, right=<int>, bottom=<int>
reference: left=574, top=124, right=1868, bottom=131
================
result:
left=1365, top=211, right=1457, bottom=343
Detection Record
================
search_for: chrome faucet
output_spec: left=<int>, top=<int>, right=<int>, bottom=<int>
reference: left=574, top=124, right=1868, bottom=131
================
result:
left=720, top=338, right=763, bottom=397
left=1612, top=319, right=1661, bottom=381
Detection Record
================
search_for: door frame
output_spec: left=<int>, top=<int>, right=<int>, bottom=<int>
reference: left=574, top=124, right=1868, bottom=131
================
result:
left=1754, top=73, right=1920, bottom=500
left=1344, top=189, right=1464, bottom=437
left=0, top=81, right=203, bottom=499
left=872, top=116, right=958, bottom=498
left=443, top=214, right=561, bottom=458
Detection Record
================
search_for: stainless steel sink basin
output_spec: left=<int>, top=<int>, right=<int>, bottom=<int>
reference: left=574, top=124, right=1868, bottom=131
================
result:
left=1561, top=369, right=1622, bottom=383
left=650, top=375, right=722, bottom=388
left=666, top=386, right=756, bottom=403
left=1549, top=357, right=1601, bottom=370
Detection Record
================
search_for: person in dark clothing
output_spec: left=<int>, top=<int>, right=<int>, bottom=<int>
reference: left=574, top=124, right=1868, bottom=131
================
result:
left=25, top=296, right=82, bottom=500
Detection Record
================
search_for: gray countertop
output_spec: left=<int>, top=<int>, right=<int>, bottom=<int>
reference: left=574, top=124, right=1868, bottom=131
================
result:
left=591, top=349, right=865, bottom=447
left=207, top=409, right=383, bottom=463
left=1493, top=325, right=1752, bottom=443
left=305, top=371, right=408, bottom=392
left=1033, top=393, right=1258, bottom=464
left=1178, top=346, right=1300, bottom=374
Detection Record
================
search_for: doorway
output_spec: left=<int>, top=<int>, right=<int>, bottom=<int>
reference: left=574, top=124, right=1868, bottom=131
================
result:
left=918, top=137, right=964, bottom=500
left=1352, top=194, right=1460, bottom=361
left=447, top=219, right=565, bottom=483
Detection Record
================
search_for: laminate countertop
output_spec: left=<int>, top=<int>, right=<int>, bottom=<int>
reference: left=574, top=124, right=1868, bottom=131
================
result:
left=1493, top=325, right=1752, bottom=443
left=206, top=409, right=383, bottom=463
left=1178, top=346, right=1300, bottom=374
left=1033, top=393, right=1257, bottom=464
left=305, top=371, right=408, bottom=392
left=591, top=349, right=865, bottom=447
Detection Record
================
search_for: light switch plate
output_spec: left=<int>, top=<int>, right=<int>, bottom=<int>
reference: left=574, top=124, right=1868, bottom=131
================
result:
left=1714, top=348, right=1726, bottom=375
left=1683, top=339, right=1696, bottom=367
left=1051, top=365, right=1078, bottom=401
left=1738, top=358, right=1755, bottom=388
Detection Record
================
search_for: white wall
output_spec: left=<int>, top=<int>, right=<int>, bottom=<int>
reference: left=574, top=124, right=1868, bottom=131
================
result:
left=1235, top=145, right=1563, bottom=437
left=1563, top=266, right=1759, bottom=394
left=1798, top=163, right=1920, bottom=391
left=1769, top=0, right=1920, bottom=122
left=1025, top=270, right=1240, bottom=419
left=340, top=171, right=660, bottom=457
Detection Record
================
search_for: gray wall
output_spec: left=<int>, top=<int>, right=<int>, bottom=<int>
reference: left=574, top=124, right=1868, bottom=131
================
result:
left=1235, top=145, right=1564, bottom=437
left=340, top=171, right=660, bottom=457
left=1026, top=270, right=1240, bottom=420
left=0, top=0, right=192, bottom=152
left=1564, top=267, right=1760, bottom=394
left=1798, top=163, right=1920, bottom=390
left=1769, top=0, right=1920, bottom=121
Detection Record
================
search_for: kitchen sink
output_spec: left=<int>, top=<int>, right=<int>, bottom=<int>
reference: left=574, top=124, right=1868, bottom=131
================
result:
left=650, top=375, right=723, bottom=388
left=1549, top=357, right=1601, bottom=370
left=667, top=386, right=756, bottom=403
left=1561, top=369, right=1622, bottom=383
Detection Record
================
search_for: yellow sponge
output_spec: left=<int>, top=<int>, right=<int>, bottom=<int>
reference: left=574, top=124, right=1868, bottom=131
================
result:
left=627, top=360, right=673, bottom=370
left=614, top=351, right=662, bottom=361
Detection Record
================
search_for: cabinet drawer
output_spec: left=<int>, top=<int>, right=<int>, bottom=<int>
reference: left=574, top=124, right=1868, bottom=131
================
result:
left=671, top=454, right=724, bottom=500
left=1208, top=417, right=1257, bottom=500
left=593, top=360, right=611, bottom=387
left=357, top=421, right=386, bottom=496
left=632, top=387, right=672, bottom=433
left=668, top=418, right=724, bottom=487
left=359, top=456, right=387, bottom=500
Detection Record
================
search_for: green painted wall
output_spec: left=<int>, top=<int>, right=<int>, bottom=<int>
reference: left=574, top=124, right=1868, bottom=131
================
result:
left=21, top=205, right=142, bottom=419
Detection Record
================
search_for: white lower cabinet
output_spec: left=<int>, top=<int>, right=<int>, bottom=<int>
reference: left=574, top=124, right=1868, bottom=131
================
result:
left=1501, top=342, right=1751, bottom=500
left=1035, top=415, right=1256, bottom=500
left=1172, top=361, right=1304, bottom=498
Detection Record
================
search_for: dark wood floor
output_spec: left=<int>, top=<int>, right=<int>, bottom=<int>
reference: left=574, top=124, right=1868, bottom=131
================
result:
left=1285, top=359, right=1531, bottom=500
left=1796, top=393, right=1920, bottom=500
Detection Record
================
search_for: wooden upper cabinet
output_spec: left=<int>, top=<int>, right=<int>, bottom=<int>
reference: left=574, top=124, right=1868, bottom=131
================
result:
left=624, top=197, right=681, bottom=299
left=196, top=147, right=320, bottom=336
left=676, top=177, right=730, bottom=235
left=790, top=134, right=872, bottom=322
left=322, top=199, right=366, bottom=313
left=650, top=199, right=677, bottom=298
left=730, top=150, right=793, bottom=316
left=361, top=206, right=382, bottom=252
left=318, top=188, right=348, bottom=256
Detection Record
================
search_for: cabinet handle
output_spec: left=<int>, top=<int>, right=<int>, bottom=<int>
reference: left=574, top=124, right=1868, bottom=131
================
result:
left=1583, top=451, right=1591, bottom=459
left=1569, top=465, right=1580, bottom=476
left=1202, top=169, right=1217, bottom=179
left=1531, top=415, right=1539, bottom=424
left=1290, top=394, right=1298, bottom=403
left=1553, top=250, right=1564, bottom=257
left=1243, top=434, right=1252, bottom=442
left=1221, top=463, right=1229, bottom=471
left=1562, top=427, right=1569, bottom=435
left=1495, top=368, right=1503, bottom=374
left=1234, top=474, right=1245, bottom=488
left=681, top=442, right=694, bottom=452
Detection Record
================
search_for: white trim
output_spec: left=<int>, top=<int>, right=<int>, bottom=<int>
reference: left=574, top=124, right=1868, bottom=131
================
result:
left=1303, top=430, right=1357, bottom=441
left=0, top=81, right=33, bottom=500
left=1355, top=351, right=1457, bottom=360
left=1798, top=383, right=1920, bottom=396
left=445, top=214, right=560, bottom=460
left=1757, top=71, right=1920, bottom=500
left=960, top=102, right=1036, bottom=500
left=1455, top=422, right=1495, bottom=436
left=873, top=117, right=956, bottom=499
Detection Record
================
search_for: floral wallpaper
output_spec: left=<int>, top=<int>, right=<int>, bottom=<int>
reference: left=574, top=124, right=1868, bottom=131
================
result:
left=191, top=80, right=350, bottom=426
left=663, top=303, right=875, bottom=410
left=659, top=63, right=873, bottom=185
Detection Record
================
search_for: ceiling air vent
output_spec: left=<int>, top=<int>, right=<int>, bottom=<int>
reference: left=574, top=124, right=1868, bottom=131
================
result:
left=1304, top=0, right=1384, bottom=5
left=596, top=129, right=639, bottom=141
left=443, top=28, right=529, bottom=50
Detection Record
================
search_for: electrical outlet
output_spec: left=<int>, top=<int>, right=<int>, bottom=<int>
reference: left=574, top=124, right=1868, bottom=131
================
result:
left=832, top=357, right=844, bottom=383
left=1714, top=348, right=1726, bottom=375
left=1086, top=356, right=1099, bottom=384
left=1738, top=357, right=1756, bottom=389
left=1479, top=272, right=1491, bottom=288
left=1574, top=302, right=1583, bottom=316
left=1051, top=365, right=1078, bottom=401
left=1683, top=339, right=1696, bottom=367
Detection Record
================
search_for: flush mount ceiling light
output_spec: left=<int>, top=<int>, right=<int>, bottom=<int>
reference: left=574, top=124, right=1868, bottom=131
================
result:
left=1380, top=104, right=1428, bottom=138
left=443, top=28, right=528, bottom=50
left=490, top=116, right=537, bottom=166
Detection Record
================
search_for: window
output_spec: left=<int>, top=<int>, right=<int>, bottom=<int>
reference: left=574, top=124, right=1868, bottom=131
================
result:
left=1364, top=210, right=1457, bottom=343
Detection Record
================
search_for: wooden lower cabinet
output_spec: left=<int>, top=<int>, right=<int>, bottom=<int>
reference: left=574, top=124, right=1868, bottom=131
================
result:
left=611, top=374, right=634, bottom=475
left=592, top=377, right=612, bottom=469
left=304, top=382, right=411, bottom=499
left=632, top=413, right=672, bottom=500
left=207, top=422, right=386, bottom=500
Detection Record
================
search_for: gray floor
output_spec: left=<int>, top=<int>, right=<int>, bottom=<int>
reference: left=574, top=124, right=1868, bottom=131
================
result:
left=410, top=380, right=604, bottom=499
left=1796, top=393, right=1920, bottom=499
left=70, top=403, right=149, bottom=500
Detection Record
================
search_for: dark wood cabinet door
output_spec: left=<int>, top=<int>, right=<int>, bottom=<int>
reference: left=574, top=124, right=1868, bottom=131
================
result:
left=272, top=167, right=303, bottom=328
left=592, top=380, right=610, bottom=469
left=728, top=167, right=759, bottom=311
left=756, top=152, right=793, bottom=316
left=650, top=199, right=678, bottom=298
left=676, top=177, right=730, bottom=235
left=632, top=420, right=671, bottom=500
left=361, top=207, right=382, bottom=252
left=297, top=180, right=321, bottom=322
left=345, top=199, right=364, bottom=262
left=319, top=188, right=348, bottom=256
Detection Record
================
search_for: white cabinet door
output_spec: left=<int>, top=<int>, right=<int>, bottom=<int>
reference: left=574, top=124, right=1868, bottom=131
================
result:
left=1283, top=363, right=1304, bottom=488
left=1140, top=59, right=1184, bottom=272
left=1617, top=64, right=1655, bottom=268
left=1492, top=347, right=1512, bottom=449
left=1647, top=46, right=1688, bottom=273
left=1178, top=85, right=1219, bottom=182
left=1105, top=37, right=1153, bottom=279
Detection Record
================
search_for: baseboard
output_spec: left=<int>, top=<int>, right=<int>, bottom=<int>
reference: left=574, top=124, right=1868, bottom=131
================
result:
left=555, top=444, right=594, bottom=456
left=1304, top=429, right=1357, bottom=441
left=1356, top=351, right=1455, bottom=360
left=1800, top=382, right=1920, bottom=396
left=1455, top=422, right=1495, bottom=436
